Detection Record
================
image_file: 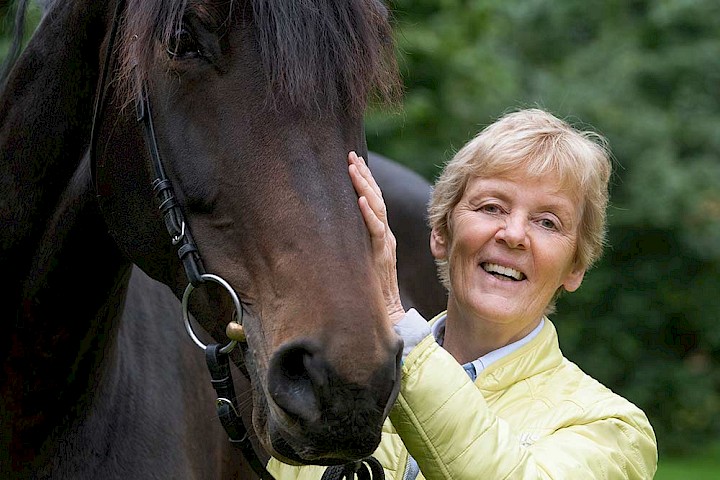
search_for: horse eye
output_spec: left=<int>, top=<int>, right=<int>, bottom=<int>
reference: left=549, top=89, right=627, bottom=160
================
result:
left=167, top=28, right=201, bottom=59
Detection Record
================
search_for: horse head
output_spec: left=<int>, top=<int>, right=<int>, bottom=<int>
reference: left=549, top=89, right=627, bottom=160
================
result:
left=92, top=0, right=403, bottom=465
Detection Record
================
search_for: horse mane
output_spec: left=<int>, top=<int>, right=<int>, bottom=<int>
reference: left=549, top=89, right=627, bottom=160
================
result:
left=119, top=0, right=401, bottom=115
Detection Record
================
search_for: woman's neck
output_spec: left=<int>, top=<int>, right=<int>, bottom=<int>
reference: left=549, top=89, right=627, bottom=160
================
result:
left=442, top=299, right=542, bottom=364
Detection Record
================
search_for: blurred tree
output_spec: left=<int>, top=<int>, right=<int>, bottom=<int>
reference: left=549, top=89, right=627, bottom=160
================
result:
left=367, top=0, right=720, bottom=455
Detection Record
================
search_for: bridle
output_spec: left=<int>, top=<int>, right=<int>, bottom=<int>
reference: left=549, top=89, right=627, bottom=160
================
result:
left=88, top=2, right=385, bottom=479
left=88, top=1, right=270, bottom=478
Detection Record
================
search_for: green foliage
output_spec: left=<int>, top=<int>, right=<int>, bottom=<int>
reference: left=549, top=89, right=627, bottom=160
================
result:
left=367, top=0, right=720, bottom=456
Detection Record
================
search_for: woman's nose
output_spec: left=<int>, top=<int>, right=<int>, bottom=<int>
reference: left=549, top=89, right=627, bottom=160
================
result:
left=496, top=214, right=527, bottom=249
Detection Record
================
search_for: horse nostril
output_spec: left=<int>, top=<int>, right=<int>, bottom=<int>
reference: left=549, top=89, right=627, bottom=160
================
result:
left=267, top=341, right=327, bottom=424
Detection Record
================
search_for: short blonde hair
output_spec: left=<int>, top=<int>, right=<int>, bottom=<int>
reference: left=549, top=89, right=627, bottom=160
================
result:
left=428, top=108, right=612, bottom=292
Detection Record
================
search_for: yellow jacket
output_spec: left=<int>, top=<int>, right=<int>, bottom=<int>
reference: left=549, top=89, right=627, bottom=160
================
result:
left=268, top=318, right=658, bottom=479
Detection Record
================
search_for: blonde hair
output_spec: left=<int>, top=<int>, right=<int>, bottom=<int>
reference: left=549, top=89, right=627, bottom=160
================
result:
left=428, top=108, right=612, bottom=292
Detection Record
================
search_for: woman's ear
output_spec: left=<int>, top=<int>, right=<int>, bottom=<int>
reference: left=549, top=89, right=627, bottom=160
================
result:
left=562, top=265, right=586, bottom=293
left=430, top=227, right=448, bottom=260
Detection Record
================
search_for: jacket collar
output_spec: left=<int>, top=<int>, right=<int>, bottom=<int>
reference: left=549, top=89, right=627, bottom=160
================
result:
left=476, top=319, right=562, bottom=392
left=429, top=312, right=563, bottom=392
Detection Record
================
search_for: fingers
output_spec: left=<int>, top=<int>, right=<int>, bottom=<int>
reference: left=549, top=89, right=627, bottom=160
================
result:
left=348, top=153, right=404, bottom=325
left=348, top=151, right=381, bottom=198
left=348, top=151, right=386, bottom=224
left=350, top=152, right=397, bottom=257
left=357, top=195, right=382, bottom=234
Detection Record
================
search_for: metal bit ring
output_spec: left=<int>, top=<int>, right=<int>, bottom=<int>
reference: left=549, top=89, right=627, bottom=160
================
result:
left=182, top=273, right=243, bottom=354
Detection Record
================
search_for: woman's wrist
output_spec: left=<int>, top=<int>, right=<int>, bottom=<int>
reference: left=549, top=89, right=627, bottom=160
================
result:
left=393, top=309, right=432, bottom=360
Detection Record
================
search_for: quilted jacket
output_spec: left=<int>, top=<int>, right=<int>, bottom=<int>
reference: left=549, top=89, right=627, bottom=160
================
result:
left=268, top=316, right=658, bottom=479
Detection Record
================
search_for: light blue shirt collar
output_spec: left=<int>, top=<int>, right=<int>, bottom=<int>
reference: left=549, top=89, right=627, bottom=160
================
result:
left=431, top=315, right=545, bottom=379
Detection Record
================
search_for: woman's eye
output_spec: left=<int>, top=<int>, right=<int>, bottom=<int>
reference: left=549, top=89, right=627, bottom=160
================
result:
left=167, top=28, right=201, bottom=59
left=480, top=204, right=501, bottom=214
left=539, top=218, right=558, bottom=230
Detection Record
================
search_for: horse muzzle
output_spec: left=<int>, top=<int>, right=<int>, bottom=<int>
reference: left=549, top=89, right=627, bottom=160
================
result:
left=264, top=337, right=403, bottom=465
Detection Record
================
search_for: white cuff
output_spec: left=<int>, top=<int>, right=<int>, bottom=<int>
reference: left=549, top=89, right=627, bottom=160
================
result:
left=393, top=308, right=432, bottom=360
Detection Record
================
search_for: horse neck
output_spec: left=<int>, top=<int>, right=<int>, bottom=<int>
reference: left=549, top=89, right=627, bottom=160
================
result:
left=0, top=0, right=110, bottom=289
left=0, top=155, right=138, bottom=473
left=0, top=160, right=233, bottom=477
left=0, top=0, right=134, bottom=470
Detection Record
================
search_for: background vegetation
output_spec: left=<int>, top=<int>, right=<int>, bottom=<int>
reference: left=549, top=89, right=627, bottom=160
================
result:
left=366, top=0, right=720, bottom=464
left=3, top=0, right=719, bottom=474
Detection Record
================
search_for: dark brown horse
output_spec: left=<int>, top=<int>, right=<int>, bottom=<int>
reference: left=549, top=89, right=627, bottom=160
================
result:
left=0, top=0, right=445, bottom=478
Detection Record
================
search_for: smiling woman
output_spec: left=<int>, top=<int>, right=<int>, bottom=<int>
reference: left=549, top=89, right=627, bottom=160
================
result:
left=270, top=108, right=659, bottom=479
left=432, top=174, right=586, bottom=358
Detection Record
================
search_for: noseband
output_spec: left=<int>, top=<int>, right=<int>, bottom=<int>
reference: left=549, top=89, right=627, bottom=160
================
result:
left=87, top=2, right=385, bottom=479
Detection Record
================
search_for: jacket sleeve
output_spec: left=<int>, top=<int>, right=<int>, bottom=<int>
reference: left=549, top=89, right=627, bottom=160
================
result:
left=389, top=336, right=658, bottom=480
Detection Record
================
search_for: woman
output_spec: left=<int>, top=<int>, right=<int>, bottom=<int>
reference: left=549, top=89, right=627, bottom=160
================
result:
left=269, top=108, right=658, bottom=479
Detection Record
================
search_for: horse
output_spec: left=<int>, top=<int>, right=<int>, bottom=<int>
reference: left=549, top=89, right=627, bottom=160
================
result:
left=0, top=0, right=446, bottom=478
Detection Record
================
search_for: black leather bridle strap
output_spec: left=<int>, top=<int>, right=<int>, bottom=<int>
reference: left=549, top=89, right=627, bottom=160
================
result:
left=135, top=84, right=204, bottom=286
left=89, top=0, right=204, bottom=287
left=205, top=344, right=275, bottom=480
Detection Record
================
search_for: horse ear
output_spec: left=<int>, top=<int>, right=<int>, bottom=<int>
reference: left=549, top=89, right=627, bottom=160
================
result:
left=430, top=227, right=448, bottom=260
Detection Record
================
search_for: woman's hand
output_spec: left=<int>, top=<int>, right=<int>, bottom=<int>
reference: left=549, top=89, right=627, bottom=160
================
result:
left=348, top=151, right=406, bottom=324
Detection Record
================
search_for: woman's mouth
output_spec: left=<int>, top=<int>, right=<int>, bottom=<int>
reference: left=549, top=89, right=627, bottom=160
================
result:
left=482, top=262, right=526, bottom=281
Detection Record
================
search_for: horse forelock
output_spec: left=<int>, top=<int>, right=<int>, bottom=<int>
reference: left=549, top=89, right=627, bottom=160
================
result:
left=116, top=0, right=401, bottom=115
left=250, top=0, right=401, bottom=114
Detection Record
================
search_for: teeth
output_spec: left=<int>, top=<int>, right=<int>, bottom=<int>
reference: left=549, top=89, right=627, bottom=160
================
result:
left=483, top=262, right=525, bottom=280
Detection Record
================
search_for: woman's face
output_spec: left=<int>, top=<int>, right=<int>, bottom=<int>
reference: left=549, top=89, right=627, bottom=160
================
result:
left=431, top=173, right=586, bottom=335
